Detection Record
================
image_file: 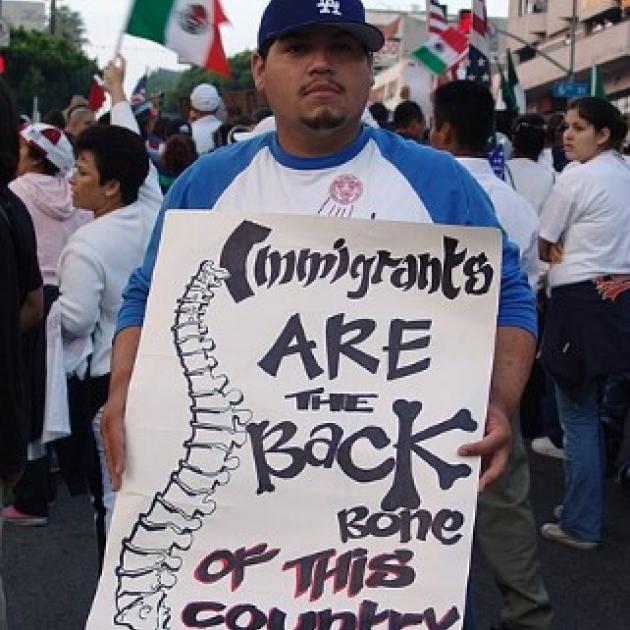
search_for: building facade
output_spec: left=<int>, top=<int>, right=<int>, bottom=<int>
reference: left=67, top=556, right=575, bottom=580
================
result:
left=0, top=1, right=46, bottom=32
left=507, top=0, right=630, bottom=112
left=367, top=8, right=506, bottom=113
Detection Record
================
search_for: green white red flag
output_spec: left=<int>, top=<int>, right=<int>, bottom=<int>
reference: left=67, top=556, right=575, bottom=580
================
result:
left=126, top=0, right=231, bottom=77
left=412, top=27, right=469, bottom=76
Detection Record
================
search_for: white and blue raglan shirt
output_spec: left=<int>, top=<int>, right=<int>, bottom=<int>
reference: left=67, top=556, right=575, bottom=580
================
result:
left=118, top=127, right=536, bottom=336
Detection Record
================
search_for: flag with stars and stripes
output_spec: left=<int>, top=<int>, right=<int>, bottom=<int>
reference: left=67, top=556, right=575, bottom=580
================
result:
left=466, top=0, right=491, bottom=88
left=426, top=0, right=467, bottom=81
left=488, top=142, right=506, bottom=180
left=428, top=0, right=447, bottom=34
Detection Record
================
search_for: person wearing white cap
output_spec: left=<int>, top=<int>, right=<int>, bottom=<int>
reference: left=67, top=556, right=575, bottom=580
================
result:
left=188, top=82, right=223, bottom=154
left=101, top=3, right=538, bottom=626
left=1, top=124, right=90, bottom=528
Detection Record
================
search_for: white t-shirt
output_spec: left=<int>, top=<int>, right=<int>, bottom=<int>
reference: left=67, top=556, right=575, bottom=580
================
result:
left=506, top=158, right=555, bottom=215
left=458, top=157, right=540, bottom=289
left=191, top=115, right=222, bottom=154
left=540, top=150, right=630, bottom=289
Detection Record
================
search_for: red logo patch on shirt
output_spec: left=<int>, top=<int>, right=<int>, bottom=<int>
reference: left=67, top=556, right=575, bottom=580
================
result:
left=329, top=174, right=364, bottom=206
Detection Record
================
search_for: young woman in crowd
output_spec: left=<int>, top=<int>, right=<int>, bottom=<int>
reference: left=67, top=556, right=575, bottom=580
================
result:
left=538, top=97, right=630, bottom=550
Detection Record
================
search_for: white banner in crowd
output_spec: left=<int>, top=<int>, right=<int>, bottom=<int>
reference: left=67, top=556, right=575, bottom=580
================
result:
left=88, top=212, right=501, bottom=630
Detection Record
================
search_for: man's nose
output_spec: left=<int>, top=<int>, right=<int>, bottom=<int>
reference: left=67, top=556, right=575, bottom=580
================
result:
left=307, top=46, right=334, bottom=72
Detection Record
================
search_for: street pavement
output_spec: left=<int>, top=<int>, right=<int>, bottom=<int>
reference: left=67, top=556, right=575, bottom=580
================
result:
left=3, top=447, right=629, bottom=630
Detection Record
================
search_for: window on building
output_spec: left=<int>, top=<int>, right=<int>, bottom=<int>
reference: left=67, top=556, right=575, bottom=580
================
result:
left=519, top=0, right=546, bottom=15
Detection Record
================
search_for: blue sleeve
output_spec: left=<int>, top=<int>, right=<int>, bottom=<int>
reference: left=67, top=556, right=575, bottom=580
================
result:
left=116, top=138, right=267, bottom=333
left=373, top=133, right=537, bottom=338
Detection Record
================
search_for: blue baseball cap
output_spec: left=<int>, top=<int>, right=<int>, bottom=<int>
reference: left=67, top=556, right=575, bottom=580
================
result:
left=258, top=0, right=385, bottom=53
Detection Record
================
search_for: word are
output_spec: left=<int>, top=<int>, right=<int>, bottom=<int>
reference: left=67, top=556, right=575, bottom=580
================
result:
left=219, top=220, right=494, bottom=302
left=259, top=314, right=432, bottom=381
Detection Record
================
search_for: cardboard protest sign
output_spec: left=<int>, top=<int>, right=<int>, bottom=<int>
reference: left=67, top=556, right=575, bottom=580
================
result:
left=88, top=212, right=501, bottom=630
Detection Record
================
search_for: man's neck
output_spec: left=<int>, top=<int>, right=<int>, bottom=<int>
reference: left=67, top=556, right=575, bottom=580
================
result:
left=276, top=122, right=363, bottom=158
left=93, top=198, right=124, bottom=219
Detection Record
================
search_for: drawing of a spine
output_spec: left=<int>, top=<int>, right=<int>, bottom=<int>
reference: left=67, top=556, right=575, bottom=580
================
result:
left=114, top=261, right=252, bottom=630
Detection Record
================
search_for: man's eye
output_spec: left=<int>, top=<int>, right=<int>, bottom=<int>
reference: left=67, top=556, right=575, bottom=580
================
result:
left=285, top=42, right=307, bottom=54
left=333, top=41, right=354, bottom=52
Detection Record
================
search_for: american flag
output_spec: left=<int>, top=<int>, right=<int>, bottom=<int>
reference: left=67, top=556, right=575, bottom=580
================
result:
left=488, top=142, right=506, bottom=180
left=427, top=0, right=466, bottom=81
left=428, top=0, right=447, bottom=34
left=466, top=0, right=491, bottom=88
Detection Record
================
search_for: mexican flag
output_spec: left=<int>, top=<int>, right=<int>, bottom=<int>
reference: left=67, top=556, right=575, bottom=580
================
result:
left=126, top=0, right=231, bottom=77
left=412, top=27, right=468, bottom=75
left=590, top=65, right=606, bottom=99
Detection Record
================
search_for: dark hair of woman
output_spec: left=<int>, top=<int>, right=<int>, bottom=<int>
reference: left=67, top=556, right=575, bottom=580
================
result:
left=568, top=96, right=628, bottom=149
left=25, top=144, right=60, bottom=177
left=163, top=134, right=198, bottom=177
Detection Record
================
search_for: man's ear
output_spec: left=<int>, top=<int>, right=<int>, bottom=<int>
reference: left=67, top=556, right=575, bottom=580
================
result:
left=103, top=179, right=121, bottom=200
left=595, top=126, right=611, bottom=149
left=252, top=51, right=266, bottom=95
left=439, top=121, right=456, bottom=150
left=430, top=120, right=448, bottom=150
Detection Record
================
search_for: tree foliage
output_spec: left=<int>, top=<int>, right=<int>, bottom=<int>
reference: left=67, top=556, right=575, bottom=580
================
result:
left=153, top=51, right=256, bottom=114
left=3, top=27, right=98, bottom=115
left=49, top=5, right=88, bottom=48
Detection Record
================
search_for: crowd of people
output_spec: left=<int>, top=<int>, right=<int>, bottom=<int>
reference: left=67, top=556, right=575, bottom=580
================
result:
left=1, top=0, right=629, bottom=629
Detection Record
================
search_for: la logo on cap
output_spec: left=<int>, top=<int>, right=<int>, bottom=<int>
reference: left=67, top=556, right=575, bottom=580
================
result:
left=317, top=0, right=342, bottom=16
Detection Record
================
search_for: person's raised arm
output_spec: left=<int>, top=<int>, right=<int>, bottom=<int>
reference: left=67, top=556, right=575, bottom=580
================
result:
left=103, top=54, right=163, bottom=211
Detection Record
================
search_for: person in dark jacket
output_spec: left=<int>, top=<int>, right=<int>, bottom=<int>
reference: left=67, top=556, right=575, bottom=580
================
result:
left=0, top=76, right=43, bottom=630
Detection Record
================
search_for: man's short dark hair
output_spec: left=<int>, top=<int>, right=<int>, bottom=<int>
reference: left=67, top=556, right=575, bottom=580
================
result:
left=75, top=125, right=149, bottom=206
left=393, top=100, right=424, bottom=129
left=368, top=102, right=389, bottom=128
left=433, top=81, right=495, bottom=154
left=512, top=114, right=546, bottom=161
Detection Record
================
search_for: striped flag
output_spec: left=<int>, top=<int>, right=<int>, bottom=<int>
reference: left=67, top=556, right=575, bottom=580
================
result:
left=413, top=27, right=469, bottom=76
left=126, top=0, right=231, bottom=77
left=427, top=0, right=447, bottom=34
left=466, top=0, right=491, bottom=88
left=427, top=1, right=467, bottom=81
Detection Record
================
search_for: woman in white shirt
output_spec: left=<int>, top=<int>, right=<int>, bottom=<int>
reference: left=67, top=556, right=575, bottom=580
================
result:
left=538, top=97, right=630, bottom=550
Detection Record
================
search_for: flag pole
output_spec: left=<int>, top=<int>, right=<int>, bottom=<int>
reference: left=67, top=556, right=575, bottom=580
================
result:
left=114, top=0, right=135, bottom=58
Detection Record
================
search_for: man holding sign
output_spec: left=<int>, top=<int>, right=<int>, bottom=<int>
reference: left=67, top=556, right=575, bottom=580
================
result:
left=99, top=0, right=536, bottom=627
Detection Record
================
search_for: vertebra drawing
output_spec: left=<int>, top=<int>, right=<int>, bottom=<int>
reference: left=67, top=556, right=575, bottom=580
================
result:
left=113, top=261, right=252, bottom=630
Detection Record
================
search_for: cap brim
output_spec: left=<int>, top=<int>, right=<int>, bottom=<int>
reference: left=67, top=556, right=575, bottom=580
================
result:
left=264, top=21, right=385, bottom=52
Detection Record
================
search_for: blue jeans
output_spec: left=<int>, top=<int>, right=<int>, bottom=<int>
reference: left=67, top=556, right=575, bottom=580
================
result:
left=555, top=384, right=605, bottom=542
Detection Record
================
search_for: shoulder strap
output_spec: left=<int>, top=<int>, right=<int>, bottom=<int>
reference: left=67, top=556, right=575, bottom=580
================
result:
left=504, top=163, right=516, bottom=190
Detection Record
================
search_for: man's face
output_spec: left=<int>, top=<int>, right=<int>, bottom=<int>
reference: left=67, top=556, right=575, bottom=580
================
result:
left=70, top=150, right=109, bottom=212
left=252, top=25, right=373, bottom=153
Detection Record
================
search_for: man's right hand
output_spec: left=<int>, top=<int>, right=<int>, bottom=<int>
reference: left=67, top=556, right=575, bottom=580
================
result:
left=101, top=326, right=142, bottom=491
